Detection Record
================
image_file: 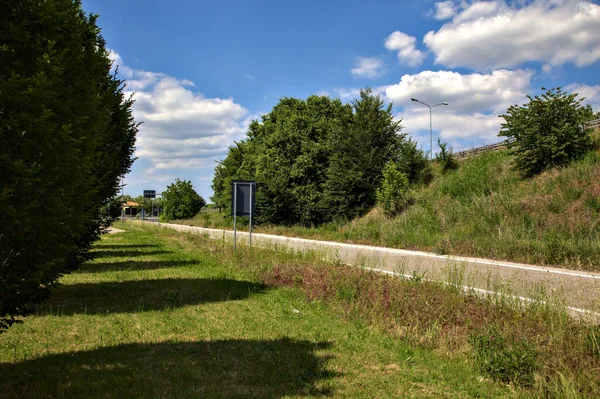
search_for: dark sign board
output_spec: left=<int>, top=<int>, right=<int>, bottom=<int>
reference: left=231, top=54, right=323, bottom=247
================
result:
left=231, top=181, right=256, bottom=217
left=143, top=190, right=156, bottom=199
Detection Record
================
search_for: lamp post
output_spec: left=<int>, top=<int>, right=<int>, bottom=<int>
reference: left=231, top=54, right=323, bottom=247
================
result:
left=410, top=98, right=448, bottom=160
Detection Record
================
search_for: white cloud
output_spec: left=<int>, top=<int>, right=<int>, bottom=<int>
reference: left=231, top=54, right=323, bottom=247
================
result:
left=335, top=87, right=361, bottom=100
left=334, top=85, right=390, bottom=102
left=109, top=50, right=249, bottom=171
left=384, top=69, right=534, bottom=149
left=566, top=83, right=600, bottom=110
left=245, top=73, right=256, bottom=80
left=351, top=57, right=385, bottom=78
left=400, top=110, right=502, bottom=144
left=453, top=1, right=502, bottom=23
left=385, top=69, right=533, bottom=114
left=384, top=31, right=425, bottom=67
left=424, top=0, right=600, bottom=70
left=433, top=1, right=457, bottom=20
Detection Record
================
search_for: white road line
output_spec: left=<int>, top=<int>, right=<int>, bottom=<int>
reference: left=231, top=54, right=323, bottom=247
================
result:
left=173, top=224, right=600, bottom=280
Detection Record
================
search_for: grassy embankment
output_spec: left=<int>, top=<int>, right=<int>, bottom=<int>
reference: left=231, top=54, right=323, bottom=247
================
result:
left=2, top=224, right=599, bottom=397
left=182, top=133, right=600, bottom=270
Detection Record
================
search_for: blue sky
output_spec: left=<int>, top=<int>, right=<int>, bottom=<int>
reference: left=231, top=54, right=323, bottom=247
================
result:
left=82, top=0, right=600, bottom=201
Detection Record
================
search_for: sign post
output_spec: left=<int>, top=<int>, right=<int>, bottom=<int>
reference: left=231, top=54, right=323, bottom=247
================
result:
left=231, top=180, right=256, bottom=251
left=143, top=190, right=156, bottom=222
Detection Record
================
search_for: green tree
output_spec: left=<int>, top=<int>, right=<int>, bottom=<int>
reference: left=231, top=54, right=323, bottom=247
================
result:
left=436, top=138, right=459, bottom=173
left=161, top=179, right=206, bottom=221
left=376, top=161, right=410, bottom=217
left=395, top=138, right=433, bottom=185
left=211, top=89, right=406, bottom=226
left=322, top=89, right=404, bottom=221
left=499, top=87, right=592, bottom=177
left=211, top=141, right=249, bottom=212
left=0, top=0, right=137, bottom=332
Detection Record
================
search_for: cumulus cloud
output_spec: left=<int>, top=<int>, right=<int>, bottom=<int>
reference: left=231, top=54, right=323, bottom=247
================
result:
left=566, top=83, right=600, bottom=110
left=384, top=31, right=425, bottom=67
left=351, top=57, right=385, bottom=78
left=424, top=0, right=600, bottom=70
left=433, top=1, right=457, bottom=20
left=109, top=50, right=249, bottom=171
left=384, top=69, right=533, bottom=147
left=386, top=69, right=533, bottom=114
left=399, top=110, right=503, bottom=146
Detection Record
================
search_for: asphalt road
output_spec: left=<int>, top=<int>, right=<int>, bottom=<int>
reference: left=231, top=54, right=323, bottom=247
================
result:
left=153, top=222, right=600, bottom=318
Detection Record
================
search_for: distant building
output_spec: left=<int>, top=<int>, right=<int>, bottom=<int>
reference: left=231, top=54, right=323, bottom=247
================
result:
left=122, top=201, right=141, bottom=216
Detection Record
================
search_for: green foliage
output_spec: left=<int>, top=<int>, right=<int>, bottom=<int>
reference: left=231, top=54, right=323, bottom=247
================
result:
left=470, top=326, right=538, bottom=387
left=133, top=196, right=163, bottom=216
left=212, top=89, right=405, bottom=226
left=435, top=139, right=459, bottom=173
left=435, top=140, right=457, bottom=172
left=211, top=141, right=247, bottom=212
left=499, top=87, right=592, bottom=177
left=395, top=138, right=433, bottom=185
left=0, top=0, right=137, bottom=332
left=161, top=179, right=205, bottom=221
left=376, top=162, right=410, bottom=217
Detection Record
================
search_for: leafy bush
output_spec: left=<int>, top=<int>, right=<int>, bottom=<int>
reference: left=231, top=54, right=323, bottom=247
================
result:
left=435, top=139, right=459, bottom=173
left=161, top=179, right=206, bottom=221
left=396, top=138, right=433, bottom=185
left=376, top=162, right=410, bottom=217
left=499, top=87, right=593, bottom=177
left=470, top=326, right=538, bottom=387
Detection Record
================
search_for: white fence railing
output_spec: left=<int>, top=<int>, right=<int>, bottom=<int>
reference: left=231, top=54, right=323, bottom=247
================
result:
left=584, top=119, right=600, bottom=130
left=454, top=140, right=513, bottom=159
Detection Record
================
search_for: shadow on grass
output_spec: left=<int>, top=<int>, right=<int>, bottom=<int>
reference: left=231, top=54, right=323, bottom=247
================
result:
left=93, top=249, right=172, bottom=258
left=1, top=339, right=335, bottom=399
left=37, top=278, right=268, bottom=315
left=75, top=260, right=201, bottom=273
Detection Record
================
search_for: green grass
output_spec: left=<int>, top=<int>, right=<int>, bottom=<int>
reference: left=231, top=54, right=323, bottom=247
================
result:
left=183, top=141, right=600, bottom=270
left=0, top=226, right=521, bottom=398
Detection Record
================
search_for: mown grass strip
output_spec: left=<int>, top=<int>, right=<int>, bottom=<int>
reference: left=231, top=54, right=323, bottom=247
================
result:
left=0, top=226, right=514, bottom=398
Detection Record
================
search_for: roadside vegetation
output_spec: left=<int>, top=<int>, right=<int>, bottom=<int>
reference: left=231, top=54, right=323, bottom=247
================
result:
left=180, top=128, right=600, bottom=270
left=0, top=0, right=138, bottom=332
left=187, top=87, right=600, bottom=271
left=3, top=225, right=598, bottom=397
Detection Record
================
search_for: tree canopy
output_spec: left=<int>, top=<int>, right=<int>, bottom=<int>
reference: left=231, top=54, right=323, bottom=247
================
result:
left=0, top=0, right=137, bottom=332
left=161, top=179, right=206, bottom=221
left=499, top=87, right=594, bottom=177
left=212, top=89, right=418, bottom=226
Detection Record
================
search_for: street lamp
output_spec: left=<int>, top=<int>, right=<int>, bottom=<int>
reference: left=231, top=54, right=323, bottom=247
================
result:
left=411, top=98, right=448, bottom=160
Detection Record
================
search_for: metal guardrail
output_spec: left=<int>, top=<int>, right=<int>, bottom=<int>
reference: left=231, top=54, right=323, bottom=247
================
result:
left=584, top=119, right=600, bottom=130
left=454, top=139, right=514, bottom=160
